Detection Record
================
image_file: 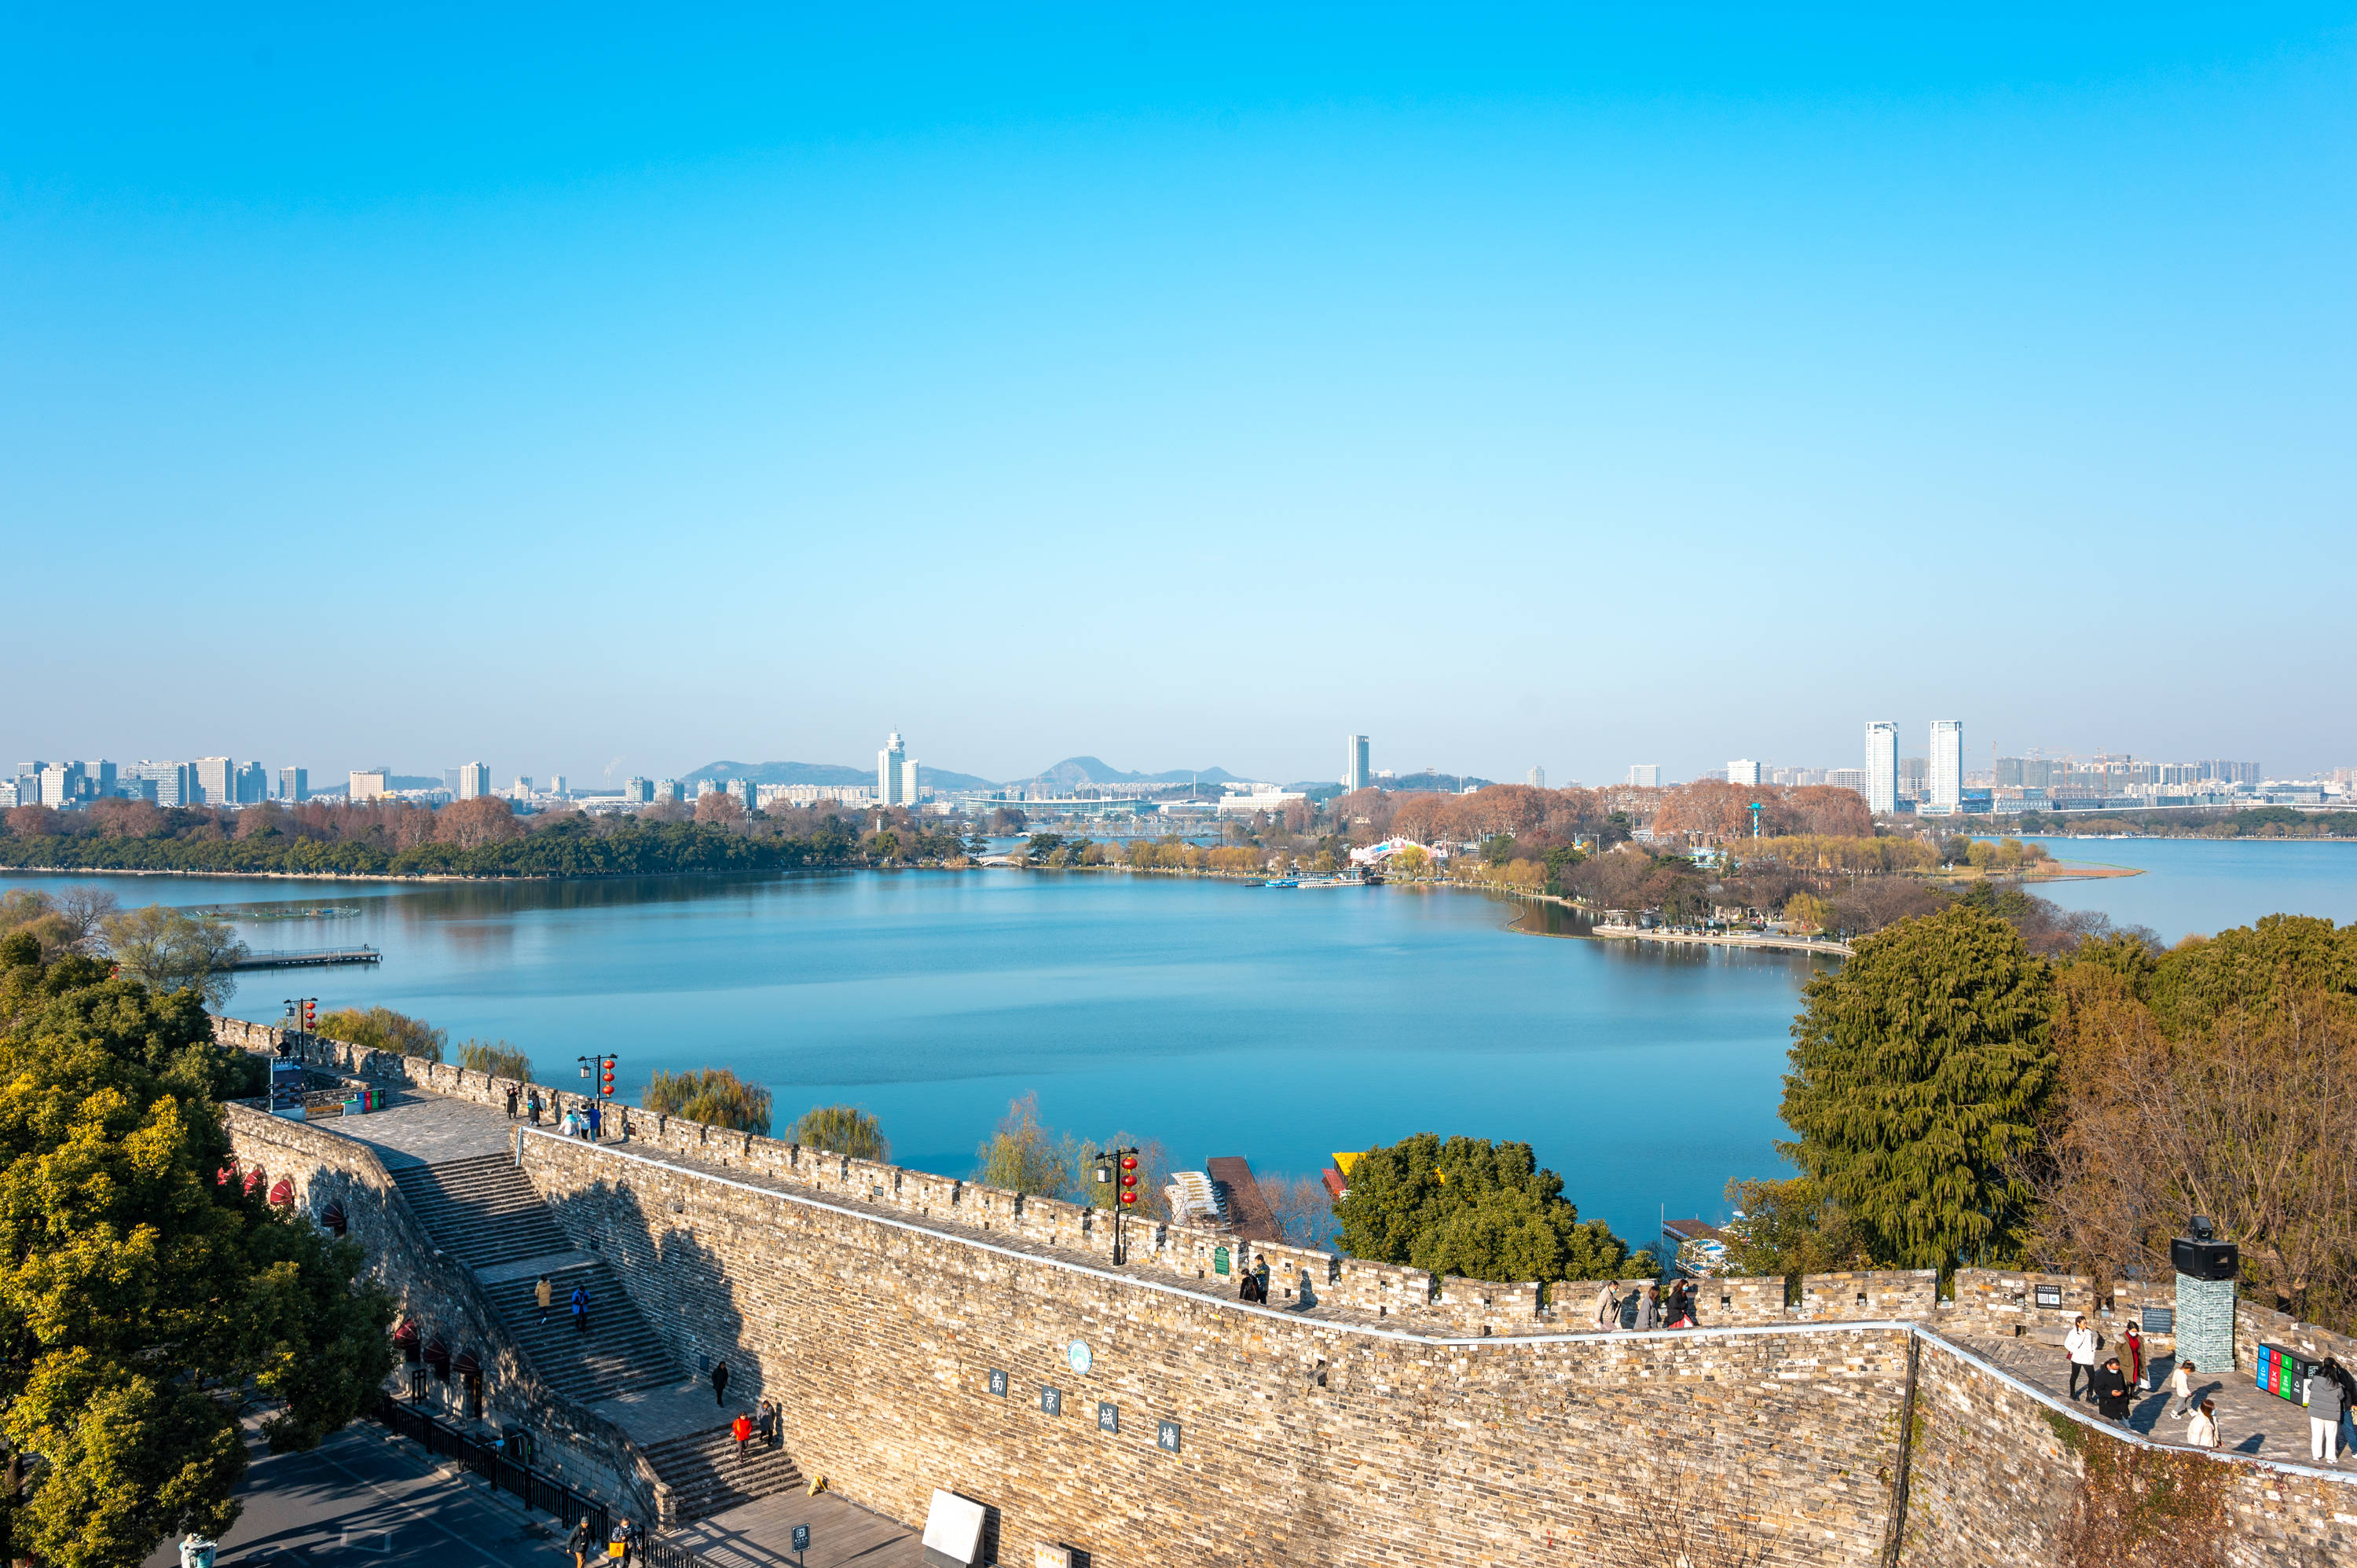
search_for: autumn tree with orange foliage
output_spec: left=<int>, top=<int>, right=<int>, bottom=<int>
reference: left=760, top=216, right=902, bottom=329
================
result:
left=434, top=794, right=526, bottom=849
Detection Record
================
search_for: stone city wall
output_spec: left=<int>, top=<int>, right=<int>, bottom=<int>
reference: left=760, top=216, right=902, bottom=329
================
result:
left=219, top=1103, right=670, bottom=1523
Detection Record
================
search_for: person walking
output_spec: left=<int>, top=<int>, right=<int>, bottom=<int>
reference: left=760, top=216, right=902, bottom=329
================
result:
left=2123, top=1321, right=2145, bottom=1391
left=1593, top=1283, right=1619, bottom=1332
left=2168, top=1359, right=2198, bottom=1420
left=557, top=1107, right=577, bottom=1139
left=588, top=1101, right=603, bottom=1141
left=2187, top=1398, right=2221, bottom=1451
left=2309, top=1359, right=2348, bottom=1464
left=535, top=1273, right=553, bottom=1326
left=712, top=1359, right=731, bottom=1409
left=2093, top=1357, right=2133, bottom=1427
left=566, top=1517, right=592, bottom=1568
left=610, top=1519, right=637, bottom=1567
left=1252, top=1255, right=1271, bottom=1303
left=505, top=1083, right=519, bottom=1118
left=1633, top=1284, right=1662, bottom=1332
left=570, top=1283, right=591, bottom=1336
left=528, top=1090, right=542, bottom=1125
left=2064, top=1315, right=2099, bottom=1403
left=731, top=1409, right=754, bottom=1462
left=759, top=1398, right=779, bottom=1450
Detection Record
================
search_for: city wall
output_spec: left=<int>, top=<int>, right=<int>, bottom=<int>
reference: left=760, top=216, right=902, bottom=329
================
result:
left=215, top=1018, right=2357, bottom=1563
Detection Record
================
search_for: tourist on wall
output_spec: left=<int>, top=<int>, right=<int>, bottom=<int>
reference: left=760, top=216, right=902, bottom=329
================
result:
left=2168, top=1359, right=2197, bottom=1420
left=505, top=1083, right=519, bottom=1118
left=1252, top=1255, right=1271, bottom=1303
left=1633, top=1284, right=1662, bottom=1332
left=713, top=1359, right=731, bottom=1408
left=2122, top=1321, right=2144, bottom=1390
left=609, top=1519, right=638, bottom=1566
left=1593, top=1283, right=1618, bottom=1332
left=1666, top=1280, right=1695, bottom=1328
left=732, top=1409, right=754, bottom=1461
left=2187, top=1399, right=2220, bottom=1450
left=2064, top=1315, right=2099, bottom=1402
left=535, top=1273, right=553, bottom=1325
left=570, top=1283, right=591, bottom=1335
left=759, top=1398, right=779, bottom=1449
left=566, top=1517, right=592, bottom=1568
left=528, top=1090, right=542, bottom=1124
left=2092, top=1357, right=2133, bottom=1426
left=587, top=1101, right=603, bottom=1140
left=2308, top=1359, right=2348, bottom=1464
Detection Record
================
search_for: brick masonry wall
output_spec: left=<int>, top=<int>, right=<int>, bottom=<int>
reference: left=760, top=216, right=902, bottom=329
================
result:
left=221, top=1105, right=669, bottom=1522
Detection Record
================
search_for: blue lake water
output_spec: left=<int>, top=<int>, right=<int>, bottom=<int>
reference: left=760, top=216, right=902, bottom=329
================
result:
left=7, top=837, right=2347, bottom=1248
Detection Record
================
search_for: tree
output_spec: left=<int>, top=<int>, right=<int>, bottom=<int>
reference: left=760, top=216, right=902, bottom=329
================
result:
left=693, top=792, right=746, bottom=828
left=0, top=936, right=393, bottom=1567
left=643, top=1068, right=772, bottom=1134
left=1332, top=1133, right=1647, bottom=1284
left=434, top=796, right=525, bottom=850
left=455, top=1039, right=533, bottom=1081
left=1262, top=1173, right=1338, bottom=1250
left=1779, top=905, right=2055, bottom=1272
left=792, top=1104, right=888, bottom=1161
left=314, top=1005, right=445, bottom=1064
left=974, top=1093, right=1076, bottom=1197
left=98, top=904, right=248, bottom=1008
left=1717, top=1176, right=1871, bottom=1279
left=1077, top=1134, right=1171, bottom=1221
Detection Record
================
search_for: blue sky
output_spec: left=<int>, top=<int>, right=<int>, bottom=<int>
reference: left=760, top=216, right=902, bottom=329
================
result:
left=5, top=8, right=2352, bottom=787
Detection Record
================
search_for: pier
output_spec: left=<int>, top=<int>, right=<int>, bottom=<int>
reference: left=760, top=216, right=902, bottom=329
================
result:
left=1589, top=928, right=1852, bottom=958
left=228, top=946, right=382, bottom=970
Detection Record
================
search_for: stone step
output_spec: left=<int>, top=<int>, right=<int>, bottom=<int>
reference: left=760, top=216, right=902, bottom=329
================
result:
left=478, top=1264, right=676, bottom=1404
left=388, top=1157, right=571, bottom=1268
left=640, top=1424, right=804, bottom=1522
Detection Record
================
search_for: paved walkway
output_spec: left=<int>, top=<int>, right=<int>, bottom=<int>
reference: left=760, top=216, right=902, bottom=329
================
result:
left=1954, top=1332, right=2347, bottom=1464
left=331, top=1094, right=518, bottom=1168
left=140, top=1415, right=563, bottom=1568
left=663, top=1492, right=922, bottom=1568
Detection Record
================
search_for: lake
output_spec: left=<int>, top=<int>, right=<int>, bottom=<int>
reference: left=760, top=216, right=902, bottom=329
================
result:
left=7, top=837, right=2347, bottom=1251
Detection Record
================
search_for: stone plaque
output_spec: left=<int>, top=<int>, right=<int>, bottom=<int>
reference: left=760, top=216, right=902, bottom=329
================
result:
left=1039, top=1384, right=1062, bottom=1417
left=1098, top=1401, right=1118, bottom=1434
left=1157, top=1419, right=1182, bottom=1453
left=2033, top=1284, right=2063, bottom=1308
left=988, top=1368, right=1008, bottom=1397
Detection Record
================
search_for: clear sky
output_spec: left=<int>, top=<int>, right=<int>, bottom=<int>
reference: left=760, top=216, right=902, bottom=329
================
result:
left=5, top=7, right=2352, bottom=787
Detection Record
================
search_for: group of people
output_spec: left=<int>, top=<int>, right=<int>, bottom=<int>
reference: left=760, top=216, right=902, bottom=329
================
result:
left=1236, top=1254, right=1274, bottom=1303
left=533, top=1273, right=594, bottom=1336
left=567, top=1516, right=639, bottom=1568
left=729, top=1398, right=782, bottom=1460
left=1591, top=1280, right=1702, bottom=1332
left=2065, top=1311, right=2357, bottom=1463
left=507, top=1084, right=622, bottom=1142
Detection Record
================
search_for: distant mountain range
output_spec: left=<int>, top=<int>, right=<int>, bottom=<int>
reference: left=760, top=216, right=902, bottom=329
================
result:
left=682, top=755, right=1242, bottom=793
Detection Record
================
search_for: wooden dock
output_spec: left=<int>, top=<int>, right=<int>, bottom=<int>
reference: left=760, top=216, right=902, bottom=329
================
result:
left=1589, top=929, right=1851, bottom=958
left=229, top=946, right=381, bottom=970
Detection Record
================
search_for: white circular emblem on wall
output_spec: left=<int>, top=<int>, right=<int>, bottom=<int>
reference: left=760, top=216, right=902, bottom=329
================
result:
left=1066, top=1339, right=1092, bottom=1375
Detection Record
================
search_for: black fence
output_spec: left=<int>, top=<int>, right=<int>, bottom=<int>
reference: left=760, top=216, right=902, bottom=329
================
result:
left=373, top=1394, right=617, bottom=1544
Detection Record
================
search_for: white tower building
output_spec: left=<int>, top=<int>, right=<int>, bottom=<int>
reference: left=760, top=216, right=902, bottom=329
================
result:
left=1865, top=722, right=1899, bottom=815
left=1345, top=735, right=1371, bottom=793
left=879, top=732, right=907, bottom=806
left=1927, top=720, right=1965, bottom=816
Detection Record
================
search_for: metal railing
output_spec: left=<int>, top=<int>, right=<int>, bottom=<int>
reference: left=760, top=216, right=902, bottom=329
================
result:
left=373, top=1394, right=613, bottom=1544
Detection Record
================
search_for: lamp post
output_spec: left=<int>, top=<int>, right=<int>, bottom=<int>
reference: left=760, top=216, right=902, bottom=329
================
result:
left=1094, top=1145, right=1141, bottom=1264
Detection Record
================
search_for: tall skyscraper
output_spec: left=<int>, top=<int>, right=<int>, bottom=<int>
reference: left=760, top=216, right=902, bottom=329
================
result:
left=130, top=760, right=192, bottom=807
left=549, top=775, right=568, bottom=797
left=1345, top=735, right=1371, bottom=792
left=193, top=757, right=233, bottom=805
left=349, top=769, right=390, bottom=800
left=1865, top=722, right=1899, bottom=815
left=879, top=731, right=907, bottom=806
left=1727, top=760, right=1761, bottom=786
left=458, top=761, right=491, bottom=799
left=1527, top=765, right=1547, bottom=789
left=278, top=766, right=309, bottom=802
left=1627, top=764, right=1662, bottom=787
left=1926, top=721, right=1965, bottom=815
left=902, top=758, right=920, bottom=804
left=234, top=761, right=269, bottom=804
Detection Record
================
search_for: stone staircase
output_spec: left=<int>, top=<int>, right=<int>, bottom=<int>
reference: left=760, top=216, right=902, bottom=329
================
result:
left=386, top=1141, right=804, bottom=1522
left=389, top=1154, right=570, bottom=1268
left=639, top=1425, right=805, bottom=1523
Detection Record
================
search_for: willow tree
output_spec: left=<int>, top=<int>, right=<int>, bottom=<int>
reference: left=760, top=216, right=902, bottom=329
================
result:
left=1778, top=904, right=2055, bottom=1272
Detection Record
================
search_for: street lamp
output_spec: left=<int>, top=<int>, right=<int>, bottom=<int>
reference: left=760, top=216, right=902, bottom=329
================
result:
left=1094, top=1146, right=1141, bottom=1264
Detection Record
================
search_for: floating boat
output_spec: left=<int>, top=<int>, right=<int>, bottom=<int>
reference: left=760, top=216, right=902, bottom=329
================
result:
left=1260, top=873, right=1373, bottom=889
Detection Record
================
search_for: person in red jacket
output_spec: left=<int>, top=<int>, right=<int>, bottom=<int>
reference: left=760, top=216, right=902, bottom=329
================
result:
left=731, top=1411, right=753, bottom=1462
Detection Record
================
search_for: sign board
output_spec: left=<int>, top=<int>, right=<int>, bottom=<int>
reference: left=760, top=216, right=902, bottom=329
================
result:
left=921, top=1490, right=986, bottom=1567
left=1157, top=1420, right=1182, bottom=1453
left=1039, top=1384, right=1062, bottom=1417
left=790, top=1524, right=809, bottom=1553
left=1066, top=1339, right=1092, bottom=1375
left=2141, top=1306, right=2174, bottom=1334
left=988, top=1368, right=1008, bottom=1397
left=2033, top=1284, right=2064, bottom=1309
left=1213, top=1245, right=1231, bottom=1276
left=1098, top=1401, right=1119, bottom=1434
left=1034, top=1548, right=1072, bottom=1568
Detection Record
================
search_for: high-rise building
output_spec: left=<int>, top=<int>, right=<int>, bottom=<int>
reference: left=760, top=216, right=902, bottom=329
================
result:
left=902, top=758, right=921, bottom=804
left=1926, top=720, right=1964, bottom=815
left=1727, top=760, right=1761, bottom=786
left=234, top=761, right=269, bottom=804
left=194, top=757, right=233, bottom=806
left=458, top=762, right=491, bottom=800
left=656, top=779, right=683, bottom=803
left=38, top=762, right=86, bottom=807
left=442, top=768, right=462, bottom=796
left=1626, top=764, right=1662, bottom=788
left=549, top=775, right=567, bottom=797
left=1345, top=735, right=1371, bottom=792
left=349, top=769, right=390, bottom=801
left=1865, top=722, right=1899, bottom=815
left=731, top=779, right=757, bottom=812
left=623, top=777, right=653, bottom=804
left=129, top=760, right=192, bottom=808
left=1527, top=765, right=1547, bottom=789
left=278, top=766, right=309, bottom=802
left=695, top=778, right=719, bottom=798
left=512, top=777, right=535, bottom=799
left=879, top=731, right=907, bottom=806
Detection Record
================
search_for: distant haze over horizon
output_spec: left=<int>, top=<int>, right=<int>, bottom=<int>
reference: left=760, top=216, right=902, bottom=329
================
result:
left=5, top=13, right=2350, bottom=782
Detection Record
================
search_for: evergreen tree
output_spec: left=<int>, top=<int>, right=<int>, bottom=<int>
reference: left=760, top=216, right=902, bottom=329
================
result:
left=1778, top=904, right=2055, bottom=1272
left=0, top=932, right=393, bottom=1568
left=1333, top=1132, right=1648, bottom=1283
